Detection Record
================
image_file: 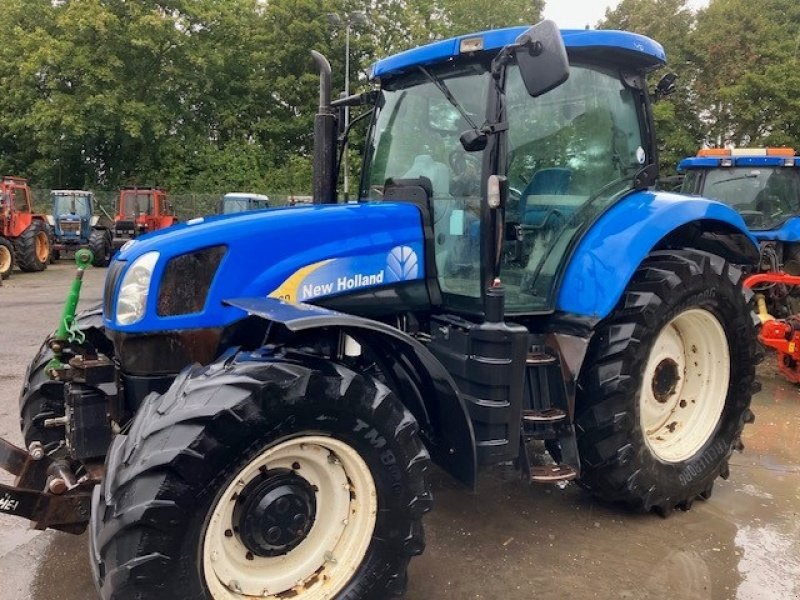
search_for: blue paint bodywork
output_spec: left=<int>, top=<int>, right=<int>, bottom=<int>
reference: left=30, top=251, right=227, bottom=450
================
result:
left=105, top=203, right=426, bottom=333
left=556, top=191, right=757, bottom=318
left=678, top=156, right=797, bottom=170
left=369, top=27, right=666, bottom=79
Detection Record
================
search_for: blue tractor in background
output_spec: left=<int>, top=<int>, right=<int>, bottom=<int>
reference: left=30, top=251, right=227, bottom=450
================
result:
left=48, top=190, right=113, bottom=267
left=219, top=192, right=271, bottom=214
left=3, top=21, right=761, bottom=600
left=679, top=147, right=800, bottom=315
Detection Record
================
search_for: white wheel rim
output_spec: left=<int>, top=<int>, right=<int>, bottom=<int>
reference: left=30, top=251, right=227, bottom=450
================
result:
left=640, top=308, right=730, bottom=463
left=203, top=436, right=377, bottom=599
left=0, top=245, right=10, bottom=273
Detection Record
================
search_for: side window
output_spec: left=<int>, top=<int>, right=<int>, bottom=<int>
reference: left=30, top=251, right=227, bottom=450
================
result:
left=14, top=187, right=28, bottom=211
left=681, top=171, right=700, bottom=195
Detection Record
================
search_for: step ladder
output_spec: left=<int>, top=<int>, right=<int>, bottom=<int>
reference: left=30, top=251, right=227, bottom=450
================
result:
left=519, top=346, right=580, bottom=484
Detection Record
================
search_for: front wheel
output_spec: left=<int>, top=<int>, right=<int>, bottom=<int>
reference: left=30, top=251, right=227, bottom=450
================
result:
left=88, top=229, right=111, bottom=267
left=0, top=237, right=14, bottom=279
left=90, top=351, right=432, bottom=600
left=575, top=250, right=757, bottom=514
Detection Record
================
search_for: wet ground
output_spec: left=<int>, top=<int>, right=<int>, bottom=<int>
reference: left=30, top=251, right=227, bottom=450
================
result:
left=0, top=263, right=798, bottom=600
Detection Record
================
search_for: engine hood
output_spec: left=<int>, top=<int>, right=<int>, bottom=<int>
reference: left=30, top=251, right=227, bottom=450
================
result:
left=105, top=202, right=427, bottom=333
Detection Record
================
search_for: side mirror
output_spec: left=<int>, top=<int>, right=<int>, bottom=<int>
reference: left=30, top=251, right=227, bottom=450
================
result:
left=515, top=20, right=569, bottom=98
left=655, top=72, right=677, bottom=100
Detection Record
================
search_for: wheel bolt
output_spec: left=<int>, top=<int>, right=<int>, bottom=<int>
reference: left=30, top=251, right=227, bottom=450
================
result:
left=224, top=529, right=233, bottom=538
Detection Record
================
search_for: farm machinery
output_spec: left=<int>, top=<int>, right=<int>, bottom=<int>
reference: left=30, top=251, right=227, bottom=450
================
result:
left=679, top=148, right=800, bottom=381
left=111, top=186, right=177, bottom=249
left=1, top=22, right=763, bottom=600
left=219, top=192, right=271, bottom=214
left=0, top=176, right=52, bottom=279
left=49, top=190, right=114, bottom=267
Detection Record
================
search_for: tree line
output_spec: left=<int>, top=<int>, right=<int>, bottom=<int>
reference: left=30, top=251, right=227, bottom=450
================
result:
left=0, top=0, right=796, bottom=194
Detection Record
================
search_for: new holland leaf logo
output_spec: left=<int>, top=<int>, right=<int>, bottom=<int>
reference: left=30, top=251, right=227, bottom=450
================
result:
left=387, top=246, right=419, bottom=282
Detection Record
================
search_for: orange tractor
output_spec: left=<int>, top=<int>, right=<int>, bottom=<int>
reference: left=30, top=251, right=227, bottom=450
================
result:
left=112, top=187, right=177, bottom=249
left=0, top=176, right=52, bottom=279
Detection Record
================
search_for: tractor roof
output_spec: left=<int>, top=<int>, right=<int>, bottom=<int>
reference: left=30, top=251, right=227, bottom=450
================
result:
left=369, top=26, right=666, bottom=80
left=224, top=192, right=270, bottom=201
left=51, top=190, right=93, bottom=195
left=678, top=148, right=798, bottom=171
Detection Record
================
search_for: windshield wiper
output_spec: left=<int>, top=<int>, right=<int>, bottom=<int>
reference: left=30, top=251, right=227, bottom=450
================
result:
left=418, top=66, right=481, bottom=131
left=711, top=174, right=758, bottom=185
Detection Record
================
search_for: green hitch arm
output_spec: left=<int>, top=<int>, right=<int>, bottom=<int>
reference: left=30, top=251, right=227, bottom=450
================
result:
left=48, top=249, right=94, bottom=373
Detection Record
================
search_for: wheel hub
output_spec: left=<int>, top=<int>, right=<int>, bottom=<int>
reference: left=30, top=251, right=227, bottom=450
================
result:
left=233, top=468, right=316, bottom=557
left=652, top=358, right=680, bottom=403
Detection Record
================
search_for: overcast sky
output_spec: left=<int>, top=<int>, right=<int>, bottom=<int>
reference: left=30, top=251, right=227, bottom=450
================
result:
left=543, top=0, right=711, bottom=29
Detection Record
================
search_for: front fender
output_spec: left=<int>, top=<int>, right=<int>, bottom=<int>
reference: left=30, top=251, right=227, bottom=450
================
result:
left=557, top=191, right=758, bottom=319
left=224, top=297, right=478, bottom=489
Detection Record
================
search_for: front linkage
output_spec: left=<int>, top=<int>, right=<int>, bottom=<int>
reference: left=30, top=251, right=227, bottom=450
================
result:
left=0, top=250, right=112, bottom=532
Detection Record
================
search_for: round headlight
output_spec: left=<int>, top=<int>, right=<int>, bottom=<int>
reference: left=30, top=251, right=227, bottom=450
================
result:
left=116, top=251, right=159, bottom=325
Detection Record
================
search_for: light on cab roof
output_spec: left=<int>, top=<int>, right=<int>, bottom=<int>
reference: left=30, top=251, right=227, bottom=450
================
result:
left=459, top=37, right=484, bottom=53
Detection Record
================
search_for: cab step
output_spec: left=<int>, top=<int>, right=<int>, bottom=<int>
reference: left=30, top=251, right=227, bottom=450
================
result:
left=530, top=464, right=578, bottom=483
left=526, top=352, right=558, bottom=366
left=522, top=408, right=567, bottom=424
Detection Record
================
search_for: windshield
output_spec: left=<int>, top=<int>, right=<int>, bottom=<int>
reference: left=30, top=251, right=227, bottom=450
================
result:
left=223, top=197, right=249, bottom=214
left=53, top=194, right=91, bottom=217
left=362, top=60, right=646, bottom=313
left=362, top=63, right=491, bottom=302
left=698, top=167, right=800, bottom=230
left=501, top=63, right=646, bottom=311
left=121, top=193, right=152, bottom=218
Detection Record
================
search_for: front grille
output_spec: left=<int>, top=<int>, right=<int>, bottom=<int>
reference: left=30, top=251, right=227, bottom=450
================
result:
left=104, top=260, right=125, bottom=319
left=60, top=220, right=81, bottom=234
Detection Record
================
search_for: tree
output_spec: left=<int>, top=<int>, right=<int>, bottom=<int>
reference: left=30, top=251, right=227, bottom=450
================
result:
left=692, top=0, right=800, bottom=147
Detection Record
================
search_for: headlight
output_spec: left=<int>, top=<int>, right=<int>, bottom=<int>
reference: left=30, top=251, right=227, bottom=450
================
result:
left=116, top=252, right=159, bottom=325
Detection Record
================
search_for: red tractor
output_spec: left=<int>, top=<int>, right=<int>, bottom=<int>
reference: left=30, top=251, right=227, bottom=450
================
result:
left=112, top=187, right=177, bottom=249
left=0, top=176, right=52, bottom=279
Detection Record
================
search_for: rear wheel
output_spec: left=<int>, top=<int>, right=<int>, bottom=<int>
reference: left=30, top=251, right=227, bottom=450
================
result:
left=88, top=229, right=111, bottom=267
left=15, top=219, right=51, bottom=271
left=575, top=250, right=757, bottom=514
left=91, top=350, right=431, bottom=600
left=0, top=237, right=14, bottom=279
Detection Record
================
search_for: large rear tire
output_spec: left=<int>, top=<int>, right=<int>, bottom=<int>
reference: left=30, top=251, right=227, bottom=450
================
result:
left=15, top=219, right=51, bottom=271
left=90, top=350, right=431, bottom=600
left=0, top=237, right=14, bottom=279
left=18, top=305, right=111, bottom=452
left=575, top=250, right=757, bottom=514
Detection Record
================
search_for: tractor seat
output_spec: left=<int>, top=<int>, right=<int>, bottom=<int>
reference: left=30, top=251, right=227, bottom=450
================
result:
left=519, top=168, right=572, bottom=227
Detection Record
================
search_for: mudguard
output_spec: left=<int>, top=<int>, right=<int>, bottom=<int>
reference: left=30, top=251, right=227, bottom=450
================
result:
left=557, top=190, right=759, bottom=319
left=224, top=297, right=478, bottom=488
left=751, top=216, right=800, bottom=243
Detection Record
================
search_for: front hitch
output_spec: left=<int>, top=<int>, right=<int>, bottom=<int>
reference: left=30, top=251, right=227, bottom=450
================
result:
left=47, top=248, right=94, bottom=373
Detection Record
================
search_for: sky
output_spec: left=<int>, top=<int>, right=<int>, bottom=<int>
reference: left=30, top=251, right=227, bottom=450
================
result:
left=543, top=0, right=710, bottom=30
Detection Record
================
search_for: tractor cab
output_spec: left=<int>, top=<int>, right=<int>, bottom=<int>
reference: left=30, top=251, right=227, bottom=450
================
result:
left=50, top=190, right=94, bottom=242
left=220, top=192, right=271, bottom=214
left=678, top=148, right=800, bottom=231
left=113, top=187, right=177, bottom=249
left=356, top=25, right=664, bottom=314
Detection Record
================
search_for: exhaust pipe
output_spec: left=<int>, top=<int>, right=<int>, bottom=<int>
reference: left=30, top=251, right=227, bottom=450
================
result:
left=311, top=51, right=337, bottom=205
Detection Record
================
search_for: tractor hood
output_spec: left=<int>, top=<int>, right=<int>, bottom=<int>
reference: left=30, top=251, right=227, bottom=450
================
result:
left=105, top=202, right=427, bottom=333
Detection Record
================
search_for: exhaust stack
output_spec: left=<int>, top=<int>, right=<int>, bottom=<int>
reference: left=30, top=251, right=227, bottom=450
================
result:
left=311, top=51, right=337, bottom=204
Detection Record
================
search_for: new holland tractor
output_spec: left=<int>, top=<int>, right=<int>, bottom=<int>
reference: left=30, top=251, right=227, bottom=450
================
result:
left=2, top=22, right=761, bottom=600
left=678, top=148, right=800, bottom=381
left=49, top=190, right=114, bottom=267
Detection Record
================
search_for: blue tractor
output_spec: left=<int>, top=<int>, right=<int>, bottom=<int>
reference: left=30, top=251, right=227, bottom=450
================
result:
left=49, top=190, right=114, bottom=267
left=5, top=22, right=761, bottom=600
left=679, top=147, right=800, bottom=316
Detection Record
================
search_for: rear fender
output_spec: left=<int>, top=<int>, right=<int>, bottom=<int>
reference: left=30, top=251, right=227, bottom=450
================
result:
left=225, top=297, right=478, bottom=488
left=557, top=191, right=759, bottom=319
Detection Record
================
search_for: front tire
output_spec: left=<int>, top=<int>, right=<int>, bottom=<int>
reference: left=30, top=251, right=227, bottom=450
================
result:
left=0, top=237, right=14, bottom=279
left=91, top=350, right=431, bottom=600
left=575, top=250, right=757, bottom=513
left=88, top=229, right=111, bottom=267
